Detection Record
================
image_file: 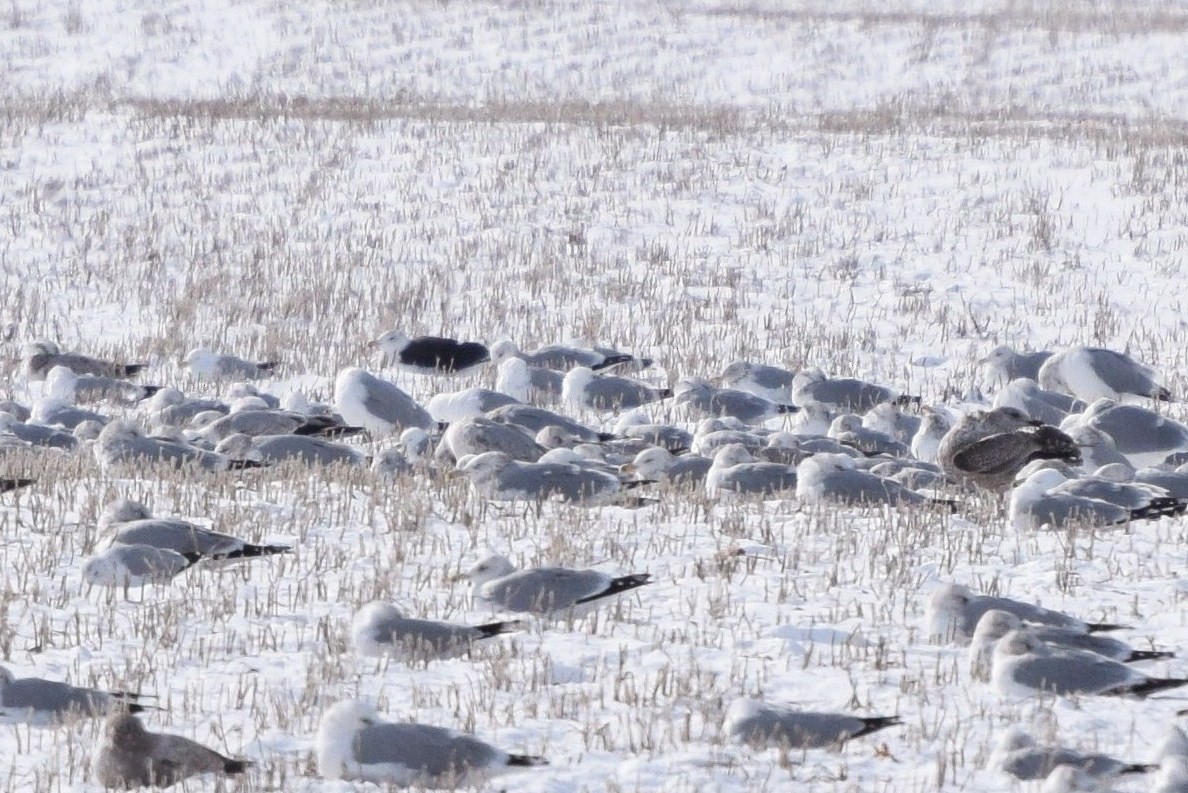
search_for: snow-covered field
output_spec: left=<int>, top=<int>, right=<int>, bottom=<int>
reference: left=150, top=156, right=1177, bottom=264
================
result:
left=4, top=0, right=1188, bottom=790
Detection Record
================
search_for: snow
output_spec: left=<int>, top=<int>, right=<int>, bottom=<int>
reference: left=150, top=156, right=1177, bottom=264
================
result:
left=2, top=0, right=1188, bottom=790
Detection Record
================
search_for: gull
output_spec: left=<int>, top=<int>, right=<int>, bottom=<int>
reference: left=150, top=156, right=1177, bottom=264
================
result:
left=1039, top=765, right=1113, bottom=793
left=350, top=601, right=524, bottom=660
left=979, top=345, right=1054, bottom=385
left=0, top=400, right=30, bottom=422
left=1075, top=398, right=1188, bottom=467
left=705, top=443, right=797, bottom=497
left=192, top=403, right=362, bottom=441
left=316, top=700, right=546, bottom=786
left=613, top=413, right=693, bottom=453
left=22, top=340, right=146, bottom=381
left=724, top=698, right=900, bottom=749
left=82, top=545, right=199, bottom=588
left=911, top=406, right=952, bottom=464
left=691, top=421, right=769, bottom=458
left=621, top=447, right=712, bottom=487
left=797, top=453, right=953, bottom=508
left=995, top=378, right=1087, bottom=425
left=828, top=414, right=911, bottom=457
left=372, top=331, right=490, bottom=375
left=861, top=402, right=921, bottom=443
left=562, top=367, right=672, bottom=412
left=496, top=357, right=563, bottom=403
left=99, top=499, right=292, bottom=561
left=486, top=404, right=610, bottom=443
left=925, top=582, right=1126, bottom=645
left=31, top=389, right=109, bottom=430
left=489, top=339, right=635, bottom=371
left=0, top=411, right=78, bottom=450
left=142, top=388, right=229, bottom=427
left=457, top=553, right=652, bottom=617
left=216, top=432, right=368, bottom=467
left=718, top=360, right=798, bottom=403
left=0, top=666, right=147, bottom=726
left=936, top=407, right=1081, bottom=491
left=792, top=367, right=918, bottom=412
left=969, top=609, right=1173, bottom=681
left=92, top=712, right=251, bottom=789
left=94, top=421, right=265, bottom=472
left=425, top=388, right=519, bottom=423
left=334, top=368, right=435, bottom=439
left=1066, top=425, right=1134, bottom=471
left=435, top=417, right=543, bottom=464
left=183, top=347, right=275, bottom=380
left=1039, top=345, right=1171, bottom=402
left=992, top=628, right=1188, bottom=698
left=1009, top=468, right=1186, bottom=530
left=45, top=365, right=158, bottom=405
left=989, top=727, right=1156, bottom=782
left=454, top=452, right=652, bottom=506
left=673, top=377, right=798, bottom=424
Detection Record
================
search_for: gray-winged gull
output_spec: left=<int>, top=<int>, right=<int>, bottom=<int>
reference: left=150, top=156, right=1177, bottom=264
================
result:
left=911, top=406, right=952, bottom=464
left=674, top=377, right=797, bottom=424
left=622, top=447, right=712, bottom=487
left=183, top=347, right=275, bottom=380
left=936, top=407, right=1080, bottom=490
left=1009, top=468, right=1186, bottom=530
left=426, top=388, right=519, bottom=423
left=95, top=421, right=264, bottom=472
left=454, top=451, right=651, bottom=506
left=995, top=378, right=1087, bottom=425
left=142, top=388, right=229, bottom=426
left=925, top=582, right=1125, bottom=645
left=350, top=601, right=524, bottom=660
left=316, top=700, right=545, bottom=785
left=489, top=339, right=635, bottom=371
left=0, top=666, right=147, bottom=726
left=216, top=432, right=368, bottom=467
left=457, top=553, right=651, bottom=617
left=486, top=404, right=608, bottom=443
left=92, top=712, right=251, bottom=788
left=496, top=357, right=562, bottom=403
left=724, top=698, right=900, bottom=749
left=979, top=345, right=1053, bottom=385
left=22, top=340, right=146, bottom=381
left=992, top=628, right=1188, bottom=698
left=334, top=368, right=435, bottom=439
left=372, top=331, right=490, bottom=375
left=1039, top=345, right=1171, bottom=402
left=435, top=417, right=543, bottom=464
left=45, top=365, right=156, bottom=405
left=0, top=411, right=77, bottom=450
left=718, top=360, right=798, bottom=402
left=861, top=402, right=922, bottom=443
left=797, top=452, right=953, bottom=508
left=828, top=414, right=911, bottom=457
left=989, top=727, right=1155, bottom=781
left=792, top=367, right=917, bottom=412
left=99, top=498, right=291, bottom=560
left=969, top=609, right=1172, bottom=681
left=705, top=443, right=797, bottom=497
left=1075, top=398, right=1188, bottom=467
left=562, top=367, right=672, bottom=411
left=82, top=545, right=198, bottom=588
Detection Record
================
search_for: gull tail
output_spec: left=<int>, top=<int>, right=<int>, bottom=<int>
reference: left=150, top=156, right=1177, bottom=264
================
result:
left=1124, top=649, right=1176, bottom=663
left=506, top=754, right=548, bottom=768
left=1119, top=762, right=1160, bottom=774
left=256, top=361, right=277, bottom=373
left=1113, top=676, right=1188, bottom=698
left=223, top=759, right=253, bottom=775
left=775, top=403, right=801, bottom=414
left=121, top=364, right=148, bottom=377
left=1087, top=622, right=1130, bottom=633
left=576, top=573, right=653, bottom=605
left=1151, top=386, right=1173, bottom=402
left=853, top=715, right=902, bottom=740
left=214, top=543, right=292, bottom=560
left=474, top=620, right=527, bottom=639
left=0, top=478, right=35, bottom=493
left=227, top=458, right=270, bottom=470
left=1130, top=497, right=1188, bottom=522
left=655, top=388, right=675, bottom=400
left=621, top=479, right=658, bottom=490
left=591, top=354, right=633, bottom=371
left=138, top=385, right=163, bottom=399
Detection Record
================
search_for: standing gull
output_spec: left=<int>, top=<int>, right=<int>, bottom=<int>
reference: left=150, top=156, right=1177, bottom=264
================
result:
left=334, top=368, right=435, bottom=439
left=724, top=698, right=900, bottom=750
left=925, top=582, right=1125, bottom=645
left=372, top=331, right=490, bottom=375
left=936, top=407, right=1080, bottom=491
left=992, top=628, right=1188, bottom=698
left=92, top=712, right=251, bottom=789
left=351, top=601, right=524, bottom=660
left=316, top=700, right=546, bottom=786
left=0, top=666, right=147, bottom=726
left=1039, top=345, right=1171, bottom=402
left=457, top=554, right=651, bottom=617
left=183, top=347, right=275, bottom=380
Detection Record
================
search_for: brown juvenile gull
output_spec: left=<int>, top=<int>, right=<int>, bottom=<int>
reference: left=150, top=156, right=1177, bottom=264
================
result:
left=92, top=712, right=251, bottom=789
left=936, top=407, right=1080, bottom=491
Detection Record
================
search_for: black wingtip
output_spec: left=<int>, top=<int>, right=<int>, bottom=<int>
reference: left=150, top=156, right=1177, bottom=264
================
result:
left=0, top=478, right=35, bottom=493
left=211, top=544, right=292, bottom=561
left=855, top=715, right=902, bottom=738
left=1087, top=622, right=1130, bottom=633
left=180, top=552, right=205, bottom=567
left=507, top=754, right=548, bottom=768
left=1120, top=762, right=1160, bottom=774
left=591, top=354, right=633, bottom=371
left=657, top=388, right=675, bottom=400
left=1119, top=677, right=1188, bottom=698
left=894, top=395, right=922, bottom=407
left=621, top=479, right=658, bottom=490
left=1153, top=387, right=1174, bottom=402
left=227, top=458, right=270, bottom=470
left=139, top=385, right=163, bottom=399
left=122, top=364, right=148, bottom=377
left=256, top=361, right=278, bottom=372
left=474, top=620, right=525, bottom=639
left=775, top=403, right=801, bottom=414
left=576, top=573, right=653, bottom=604
left=596, top=432, right=617, bottom=442
left=1125, top=650, right=1176, bottom=663
left=223, top=759, right=253, bottom=775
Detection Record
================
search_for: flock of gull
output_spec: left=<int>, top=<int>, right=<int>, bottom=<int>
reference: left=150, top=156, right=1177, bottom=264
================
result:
left=4, top=332, right=1188, bottom=789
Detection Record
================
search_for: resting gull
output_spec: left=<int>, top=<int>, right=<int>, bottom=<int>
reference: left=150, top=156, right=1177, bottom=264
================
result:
left=994, top=378, right=1087, bottom=425
left=82, top=545, right=198, bottom=588
left=99, top=498, right=291, bottom=561
left=426, top=388, right=519, bottom=423
left=183, top=347, right=275, bottom=380
left=496, top=357, right=563, bottom=403
left=562, top=367, right=672, bottom=412
left=1039, top=345, right=1170, bottom=402
left=936, top=407, right=1080, bottom=491
left=1075, top=398, right=1188, bottom=467
left=724, top=698, right=900, bottom=750
left=434, top=417, right=543, bottom=464
left=0, top=666, right=147, bottom=726
left=792, top=367, right=918, bottom=412
left=718, top=360, right=798, bottom=403
left=454, top=451, right=652, bottom=506
left=372, top=331, right=490, bottom=375
left=22, top=340, right=146, bottom=381
left=216, top=432, right=368, bottom=467
left=334, top=368, right=435, bottom=439
left=925, top=582, right=1125, bottom=645
left=797, top=453, right=953, bottom=508
left=95, top=421, right=265, bottom=472
left=488, top=339, right=635, bottom=371
left=92, top=712, right=251, bottom=789
left=457, top=553, right=651, bottom=617
left=351, top=601, right=524, bottom=660
left=988, top=727, right=1156, bottom=782
left=674, top=377, right=798, bottom=424
left=621, top=447, right=712, bottom=487
left=1009, top=468, right=1186, bottom=530
left=705, top=443, right=797, bottom=497
left=979, top=345, right=1053, bottom=385
left=316, top=700, right=545, bottom=786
